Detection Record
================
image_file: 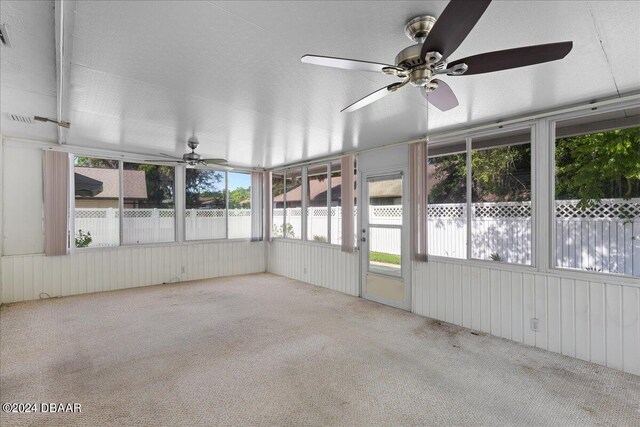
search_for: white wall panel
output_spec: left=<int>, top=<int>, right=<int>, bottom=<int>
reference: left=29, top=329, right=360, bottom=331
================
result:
left=413, top=259, right=640, bottom=375
left=1, top=241, right=265, bottom=304
left=2, top=145, right=45, bottom=255
left=267, top=240, right=358, bottom=297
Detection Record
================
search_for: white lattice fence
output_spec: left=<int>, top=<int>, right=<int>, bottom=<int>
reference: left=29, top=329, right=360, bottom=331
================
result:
left=555, top=199, right=640, bottom=276
left=273, top=207, right=344, bottom=242
left=76, top=199, right=639, bottom=276
left=75, top=208, right=119, bottom=247
left=75, top=208, right=252, bottom=246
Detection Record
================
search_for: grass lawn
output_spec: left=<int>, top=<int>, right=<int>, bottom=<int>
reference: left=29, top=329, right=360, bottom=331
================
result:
left=370, top=251, right=401, bottom=265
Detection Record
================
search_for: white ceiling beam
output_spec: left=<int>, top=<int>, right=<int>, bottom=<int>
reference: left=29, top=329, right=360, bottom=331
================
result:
left=54, top=0, right=76, bottom=145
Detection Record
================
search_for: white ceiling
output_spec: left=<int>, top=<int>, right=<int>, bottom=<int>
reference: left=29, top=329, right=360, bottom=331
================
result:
left=1, top=1, right=639, bottom=167
left=0, top=1, right=57, bottom=142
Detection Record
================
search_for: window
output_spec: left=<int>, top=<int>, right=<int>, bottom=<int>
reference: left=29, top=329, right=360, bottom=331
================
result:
left=426, top=128, right=532, bottom=265
left=306, top=163, right=329, bottom=242
left=284, top=168, right=302, bottom=239
left=123, top=162, right=175, bottom=244
left=554, top=109, right=640, bottom=277
left=427, top=140, right=467, bottom=259
left=185, top=169, right=226, bottom=240
left=73, top=156, right=254, bottom=246
left=272, top=161, right=357, bottom=245
left=228, top=172, right=252, bottom=239
left=185, top=170, right=252, bottom=240
left=471, top=129, right=532, bottom=265
left=272, top=171, right=285, bottom=238
left=368, top=175, right=403, bottom=277
left=330, top=160, right=342, bottom=245
left=73, top=156, right=120, bottom=248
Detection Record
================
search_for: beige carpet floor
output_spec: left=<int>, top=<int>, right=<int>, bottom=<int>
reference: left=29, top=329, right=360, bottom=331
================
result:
left=1, top=273, right=639, bottom=426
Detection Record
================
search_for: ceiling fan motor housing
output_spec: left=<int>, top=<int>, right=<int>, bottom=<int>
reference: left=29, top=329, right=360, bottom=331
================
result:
left=394, top=16, right=446, bottom=89
left=184, top=136, right=202, bottom=163
left=183, top=152, right=202, bottom=163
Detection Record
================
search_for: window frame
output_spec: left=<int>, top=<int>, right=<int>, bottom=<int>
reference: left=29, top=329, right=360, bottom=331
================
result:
left=549, top=104, right=640, bottom=280
left=183, top=168, right=254, bottom=242
left=425, top=142, right=468, bottom=260
left=305, top=162, right=330, bottom=243
left=226, top=170, right=253, bottom=240
left=426, top=123, right=537, bottom=268
left=272, top=161, right=344, bottom=246
left=71, top=155, right=123, bottom=250
left=70, top=156, right=257, bottom=252
left=120, top=160, right=177, bottom=246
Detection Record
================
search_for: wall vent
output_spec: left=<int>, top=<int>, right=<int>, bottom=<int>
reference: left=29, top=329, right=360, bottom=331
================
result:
left=8, top=114, right=33, bottom=124
left=0, top=24, right=10, bottom=47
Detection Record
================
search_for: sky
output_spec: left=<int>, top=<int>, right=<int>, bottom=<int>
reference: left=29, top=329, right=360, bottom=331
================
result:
left=228, top=171, right=251, bottom=191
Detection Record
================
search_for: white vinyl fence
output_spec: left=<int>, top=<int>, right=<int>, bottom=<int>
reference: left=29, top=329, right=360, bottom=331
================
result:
left=273, top=199, right=639, bottom=276
left=76, top=199, right=639, bottom=276
left=74, top=208, right=252, bottom=246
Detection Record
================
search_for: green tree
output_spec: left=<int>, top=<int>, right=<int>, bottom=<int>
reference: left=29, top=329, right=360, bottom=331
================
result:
left=185, top=170, right=224, bottom=209
left=471, top=144, right=531, bottom=202
left=128, top=163, right=175, bottom=207
left=428, top=153, right=466, bottom=203
left=428, top=144, right=531, bottom=204
left=229, top=187, right=251, bottom=209
left=75, top=157, right=118, bottom=169
left=555, top=127, right=640, bottom=208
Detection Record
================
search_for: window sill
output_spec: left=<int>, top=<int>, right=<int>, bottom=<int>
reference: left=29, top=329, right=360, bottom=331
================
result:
left=70, top=238, right=259, bottom=253
left=420, top=256, right=640, bottom=288
left=270, top=238, right=343, bottom=249
left=424, top=255, right=537, bottom=273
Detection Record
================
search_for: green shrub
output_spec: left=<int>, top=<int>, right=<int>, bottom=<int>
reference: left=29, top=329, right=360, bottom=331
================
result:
left=75, top=229, right=92, bottom=248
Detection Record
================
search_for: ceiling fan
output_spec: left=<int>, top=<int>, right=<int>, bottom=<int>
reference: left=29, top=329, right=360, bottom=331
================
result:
left=145, top=136, right=231, bottom=170
left=301, top=0, right=573, bottom=113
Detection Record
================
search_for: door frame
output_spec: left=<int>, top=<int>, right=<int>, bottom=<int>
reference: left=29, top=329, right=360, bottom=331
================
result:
left=358, top=167, right=411, bottom=311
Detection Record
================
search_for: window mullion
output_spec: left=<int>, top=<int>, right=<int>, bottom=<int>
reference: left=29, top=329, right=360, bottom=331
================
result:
left=326, top=162, right=331, bottom=244
left=465, top=137, right=472, bottom=260
left=283, top=170, right=287, bottom=236
left=301, top=166, right=308, bottom=241
left=225, top=171, right=229, bottom=240
left=118, top=160, right=124, bottom=246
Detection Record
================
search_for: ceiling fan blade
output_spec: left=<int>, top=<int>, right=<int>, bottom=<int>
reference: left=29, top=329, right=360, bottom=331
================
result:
left=157, top=152, right=181, bottom=159
left=142, top=160, right=184, bottom=164
left=421, top=0, right=492, bottom=61
left=201, top=158, right=228, bottom=165
left=422, top=79, right=459, bottom=112
left=448, top=41, right=573, bottom=75
left=301, top=54, right=395, bottom=73
left=341, top=81, right=407, bottom=113
left=193, top=162, right=233, bottom=171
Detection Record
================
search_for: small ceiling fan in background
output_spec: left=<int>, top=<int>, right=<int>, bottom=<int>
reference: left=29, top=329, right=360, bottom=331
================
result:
left=145, top=136, right=231, bottom=170
left=301, top=0, right=573, bottom=113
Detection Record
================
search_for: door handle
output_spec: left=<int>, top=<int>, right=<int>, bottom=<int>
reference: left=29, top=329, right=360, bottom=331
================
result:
left=361, top=237, right=366, bottom=242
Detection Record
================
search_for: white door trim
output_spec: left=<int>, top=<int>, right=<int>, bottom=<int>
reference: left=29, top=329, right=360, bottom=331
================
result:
left=359, top=167, right=411, bottom=311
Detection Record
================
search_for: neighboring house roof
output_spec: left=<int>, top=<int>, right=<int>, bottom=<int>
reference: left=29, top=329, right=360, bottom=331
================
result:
left=273, top=176, right=343, bottom=203
left=272, top=165, right=444, bottom=203
left=75, top=167, right=148, bottom=199
left=368, top=179, right=402, bottom=198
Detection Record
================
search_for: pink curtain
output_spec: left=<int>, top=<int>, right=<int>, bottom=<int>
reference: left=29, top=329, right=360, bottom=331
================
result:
left=263, top=171, right=272, bottom=242
left=44, top=151, right=69, bottom=256
left=410, top=142, right=428, bottom=262
left=340, top=155, right=355, bottom=253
